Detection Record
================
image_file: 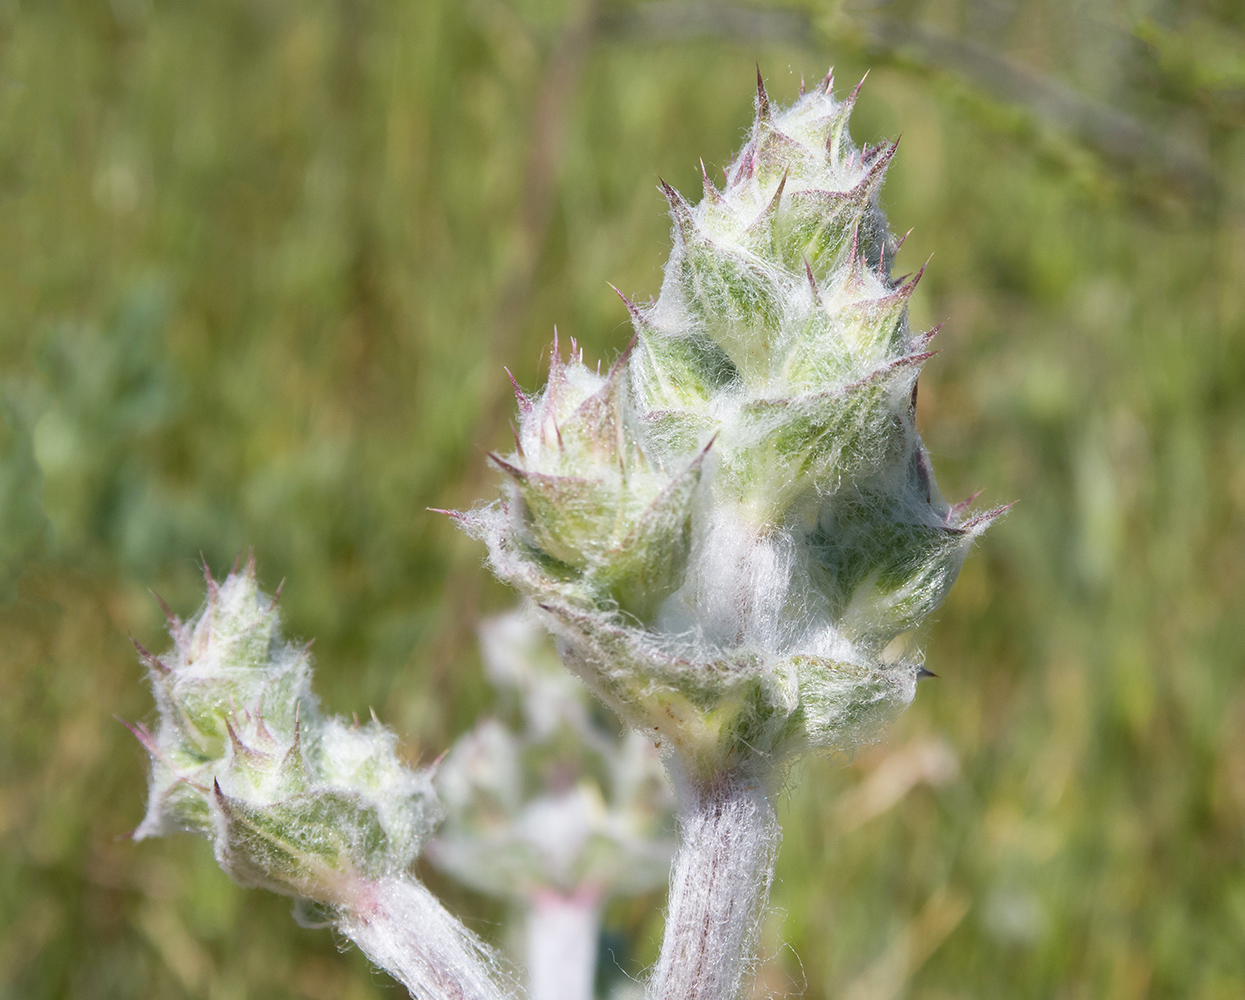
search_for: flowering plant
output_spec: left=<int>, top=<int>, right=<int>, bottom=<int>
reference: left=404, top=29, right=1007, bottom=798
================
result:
left=127, top=70, right=997, bottom=1000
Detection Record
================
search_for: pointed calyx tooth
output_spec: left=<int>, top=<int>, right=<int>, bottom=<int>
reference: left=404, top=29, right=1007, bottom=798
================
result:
left=152, top=591, right=189, bottom=648
left=950, top=489, right=985, bottom=518
left=202, top=559, right=219, bottom=602
left=558, top=345, right=632, bottom=462
left=132, top=639, right=169, bottom=675
left=700, top=159, right=724, bottom=205
left=958, top=502, right=1013, bottom=534
left=659, top=179, right=696, bottom=238
left=505, top=367, right=533, bottom=416
left=610, top=283, right=650, bottom=331
left=754, top=65, right=771, bottom=123
left=267, top=581, right=284, bottom=614
left=119, top=716, right=160, bottom=754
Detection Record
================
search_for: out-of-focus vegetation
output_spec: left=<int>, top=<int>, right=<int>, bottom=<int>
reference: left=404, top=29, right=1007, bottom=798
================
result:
left=1, top=0, right=1242, bottom=997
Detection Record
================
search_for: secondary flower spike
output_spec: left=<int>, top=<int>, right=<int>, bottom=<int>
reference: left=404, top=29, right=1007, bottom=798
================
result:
left=129, top=559, right=440, bottom=899
left=461, top=70, right=1003, bottom=778
left=127, top=559, right=514, bottom=1000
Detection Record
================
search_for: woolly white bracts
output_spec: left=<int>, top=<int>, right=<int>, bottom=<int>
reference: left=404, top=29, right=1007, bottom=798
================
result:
left=460, top=70, right=1004, bottom=777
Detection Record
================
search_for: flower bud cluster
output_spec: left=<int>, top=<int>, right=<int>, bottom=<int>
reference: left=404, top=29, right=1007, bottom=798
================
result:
left=129, top=558, right=440, bottom=905
left=428, top=607, right=675, bottom=901
left=462, top=71, right=1003, bottom=776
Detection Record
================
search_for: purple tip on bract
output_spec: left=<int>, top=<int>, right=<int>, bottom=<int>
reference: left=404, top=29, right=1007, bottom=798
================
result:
left=803, top=258, right=821, bottom=300
left=117, top=715, right=160, bottom=754
left=486, top=453, right=528, bottom=482
left=951, top=490, right=985, bottom=519
left=900, top=257, right=931, bottom=295
left=847, top=138, right=899, bottom=203
left=700, top=159, right=723, bottom=204
left=505, top=367, right=532, bottom=416
left=550, top=327, right=562, bottom=377
left=254, top=708, right=274, bottom=744
left=132, top=638, right=170, bottom=675
left=849, top=70, right=870, bottom=105
left=659, top=179, right=695, bottom=236
left=755, top=65, right=770, bottom=122
left=608, top=335, right=638, bottom=379
left=211, top=779, right=232, bottom=816
left=959, top=503, right=1013, bottom=533
left=268, top=578, right=284, bottom=612
left=224, top=716, right=257, bottom=761
left=916, top=667, right=938, bottom=680
left=820, top=66, right=835, bottom=95
left=915, top=320, right=945, bottom=350
left=152, top=590, right=173, bottom=621
left=151, top=591, right=189, bottom=649
left=763, top=168, right=788, bottom=215
left=201, top=556, right=219, bottom=602
left=609, top=283, right=648, bottom=329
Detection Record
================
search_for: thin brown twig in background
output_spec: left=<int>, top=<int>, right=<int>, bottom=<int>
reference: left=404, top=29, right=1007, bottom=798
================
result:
left=423, top=0, right=601, bottom=704
left=597, top=1, right=1218, bottom=200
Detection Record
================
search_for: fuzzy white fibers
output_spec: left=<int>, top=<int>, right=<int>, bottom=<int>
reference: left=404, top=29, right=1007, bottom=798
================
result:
left=339, top=875, right=517, bottom=1000
left=524, top=892, right=603, bottom=1000
left=655, top=505, right=796, bottom=651
left=648, top=771, right=780, bottom=1000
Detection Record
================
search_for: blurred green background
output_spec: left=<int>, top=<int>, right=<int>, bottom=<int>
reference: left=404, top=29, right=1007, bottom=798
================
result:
left=2, top=0, right=1243, bottom=997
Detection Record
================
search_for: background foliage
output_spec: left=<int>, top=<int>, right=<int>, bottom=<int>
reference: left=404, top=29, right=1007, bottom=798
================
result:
left=2, top=0, right=1243, bottom=997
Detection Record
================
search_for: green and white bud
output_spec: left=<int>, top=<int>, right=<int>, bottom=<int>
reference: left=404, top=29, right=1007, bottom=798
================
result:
left=128, top=558, right=514, bottom=1000
left=462, top=71, right=1004, bottom=778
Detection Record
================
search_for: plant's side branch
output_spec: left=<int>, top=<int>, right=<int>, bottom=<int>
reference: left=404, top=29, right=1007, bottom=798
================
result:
left=339, top=876, right=516, bottom=1000
left=649, top=770, right=780, bottom=1000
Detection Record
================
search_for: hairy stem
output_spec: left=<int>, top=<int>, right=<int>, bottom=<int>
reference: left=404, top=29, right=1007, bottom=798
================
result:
left=339, top=876, right=514, bottom=1000
left=648, top=770, right=780, bottom=1000
left=525, top=891, right=602, bottom=1000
